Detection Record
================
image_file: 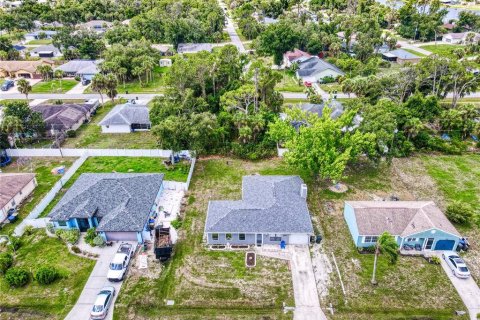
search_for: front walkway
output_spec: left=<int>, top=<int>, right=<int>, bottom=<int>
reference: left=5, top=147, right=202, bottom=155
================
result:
left=256, top=245, right=327, bottom=320
left=65, top=241, right=137, bottom=320
left=66, top=81, right=89, bottom=94
left=435, top=252, right=480, bottom=320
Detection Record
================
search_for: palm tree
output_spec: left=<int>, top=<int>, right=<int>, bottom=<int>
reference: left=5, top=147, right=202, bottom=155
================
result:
left=1, top=115, right=23, bottom=148
left=16, top=79, right=32, bottom=100
left=54, top=69, right=64, bottom=89
left=91, top=74, right=106, bottom=104
left=104, top=74, right=118, bottom=102
left=371, top=231, right=399, bottom=285
left=36, top=64, right=52, bottom=81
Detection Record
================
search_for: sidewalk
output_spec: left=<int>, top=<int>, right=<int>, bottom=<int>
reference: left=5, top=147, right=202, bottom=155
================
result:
left=66, top=81, right=89, bottom=94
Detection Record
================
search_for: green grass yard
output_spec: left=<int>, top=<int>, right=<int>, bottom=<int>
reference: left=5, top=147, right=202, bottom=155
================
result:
left=419, top=44, right=468, bottom=58
left=276, top=71, right=305, bottom=92
left=0, top=158, right=74, bottom=235
left=27, top=39, right=53, bottom=45
left=40, top=156, right=190, bottom=218
left=402, top=48, right=426, bottom=57
left=0, top=230, right=95, bottom=319
left=62, top=100, right=159, bottom=149
left=31, top=79, right=78, bottom=94
left=108, top=66, right=168, bottom=94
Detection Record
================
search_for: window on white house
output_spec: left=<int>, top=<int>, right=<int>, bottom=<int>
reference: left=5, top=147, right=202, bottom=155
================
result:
left=226, top=233, right=232, bottom=240
left=270, top=235, right=282, bottom=241
left=239, top=234, right=246, bottom=240
left=364, top=236, right=378, bottom=243
left=57, top=221, right=67, bottom=227
left=407, top=238, right=417, bottom=242
left=212, top=233, right=219, bottom=240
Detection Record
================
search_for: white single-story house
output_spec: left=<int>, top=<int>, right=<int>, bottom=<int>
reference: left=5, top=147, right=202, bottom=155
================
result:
left=204, top=175, right=314, bottom=247
left=296, top=56, right=344, bottom=83
left=99, top=102, right=151, bottom=133
left=382, top=49, right=422, bottom=65
left=30, top=44, right=62, bottom=58
left=442, top=32, right=480, bottom=44
left=55, top=59, right=100, bottom=80
left=49, top=173, right=164, bottom=243
left=159, top=58, right=172, bottom=67
left=24, top=30, right=57, bottom=41
left=344, top=201, right=462, bottom=251
left=283, top=48, right=311, bottom=68
left=0, top=173, right=36, bottom=223
left=177, top=43, right=213, bottom=54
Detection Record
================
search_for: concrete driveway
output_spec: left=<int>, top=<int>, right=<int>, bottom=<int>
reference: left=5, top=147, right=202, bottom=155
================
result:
left=437, top=252, right=480, bottom=320
left=65, top=242, right=137, bottom=320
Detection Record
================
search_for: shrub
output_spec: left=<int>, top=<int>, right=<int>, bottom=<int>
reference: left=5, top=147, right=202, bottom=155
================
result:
left=171, top=219, right=183, bottom=229
left=74, top=75, right=81, bottom=81
left=309, top=94, right=323, bottom=104
left=56, top=229, right=80, bottom=244
left=8, top=236, right=22, bottom=252
left=429, top=256, right=441, bottom=265
left=66, top=130, right=76, bottom=138
left=85, top=228, right=97, bottom=246
left=54, top=99, right=63, bottom=105
left=359, top=245, right=376, bottom=254
left=35, top=266, right=59, bottom=285
left=0, top=252, right=13, bottom=275
left=23, top=225, right=34, bottom=236
left=5, top=267, right=30, bottom=287
left=46, top=223, right=55, bottom=235
left=93, top=235, right=105, bottom=247
left=71, top=245, right=81, bottom=254
left=446, top=202, right=474, bottom=225
left=320, top=75, right=335, bottom=84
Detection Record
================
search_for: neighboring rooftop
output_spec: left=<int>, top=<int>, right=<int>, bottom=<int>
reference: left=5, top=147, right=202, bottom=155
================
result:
left=346, top=201, right=461, bottom=237
left=0, top=173, right=35, bottom=209
left=205, top=176, right=314, bottom=234
left=296, top=56, right=344, bottom=77
left=284, top=48, right=311, bottom=63
left=55, top=59, right=100, bottom=75
left=99, top=103, right=150, bottom=126
left=48, top=173, right=164, bottom=232
left=0, top=60, right=53, bottom=73
left=384, top=49, right=420, bottom=60
left=31, top=44, right=61, bottom=55
left=177, top=43, right=213, bottom=53
left=32, top=100, right=98, bottom=132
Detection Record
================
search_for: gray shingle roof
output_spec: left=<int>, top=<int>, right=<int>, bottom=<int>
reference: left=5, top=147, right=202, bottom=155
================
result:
left=99, top=103, right=150, bottom=126
left=205, top=176, right=314, bottom=234
left=55, top=59, right=100, bottom=75
left=386, top=49, right=420, bottom=60
left=31, top=44, right=61, bottom=55
left=177, top=43, right=213, bottom=53
left=32, top=101, right=98, bottom=132
left=296, top=57, right=344, bottom=77
left=48, top=173, right=164, bottom=232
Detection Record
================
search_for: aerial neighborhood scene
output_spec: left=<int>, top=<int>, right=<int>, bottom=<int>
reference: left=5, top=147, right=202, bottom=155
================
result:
left=1, top=0, right=480, bottom=318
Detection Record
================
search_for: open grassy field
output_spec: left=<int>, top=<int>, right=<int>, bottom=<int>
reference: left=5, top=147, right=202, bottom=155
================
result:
left=40, top=156, right=190, bottom=218
left=0, top=230, right=95, bottom=320
left=114, top=159, right=297, bottom=319
left=0, top=157, right=74, bottom=235
left=26, top=39, right=52, bottom=45
left=419, top=44, right=467, bottom=58
left=402, top=48, right=426, bottom=57
left=31, top=79, right=78, bottom=93
left=111, top=66, right=168, bottom=94
left=276, top=71, right=305, bottom=92
left=319, top=82, right=343, bottom=94
left=62, top=100, right=158, bottom=149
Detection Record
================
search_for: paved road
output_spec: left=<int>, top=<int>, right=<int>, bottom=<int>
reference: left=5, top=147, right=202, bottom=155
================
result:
left=291, top=246, right=328, bottom=320
left=65, top=242, right=136, bottom=320
left=397, top=41, right=434, bottom=56
left=0, top=92, right=159, bottom=102
left=219, top=0, right=246, bottom=53
left=437, top=252, right=480, bottom=320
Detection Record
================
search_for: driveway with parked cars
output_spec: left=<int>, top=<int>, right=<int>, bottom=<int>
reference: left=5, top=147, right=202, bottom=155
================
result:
left=65, top=241, right=137, bottom=320
left=436, top=252, right=480, bottom=319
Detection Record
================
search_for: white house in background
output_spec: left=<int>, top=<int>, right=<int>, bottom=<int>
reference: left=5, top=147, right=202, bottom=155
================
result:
left=442, top=32, right=480, bottom=44
left=78, top=20, right=113, bottom=33
left=296, top=56, right=344, bottom=83
left=24, top=30, right=57, bottom=41
left=159, top=58, right=172, bottom=67
left=99, top=102, right=151, bottom=133
left=0, top=173, right=37, bottom=223
left=177, top=43, right=213, bottom=54
left=30, top=44, right=62, bottom=58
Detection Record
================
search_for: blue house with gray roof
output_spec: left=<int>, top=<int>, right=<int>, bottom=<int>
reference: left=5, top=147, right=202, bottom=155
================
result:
left=204, top=175, right=314, bottom=247
left=296, top=56, right=344, bottom=83
left=48, top=173, right=164, bottom=243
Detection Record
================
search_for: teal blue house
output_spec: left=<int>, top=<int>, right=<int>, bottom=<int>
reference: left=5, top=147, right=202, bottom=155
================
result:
left=344, top=201, right=462, bottom=251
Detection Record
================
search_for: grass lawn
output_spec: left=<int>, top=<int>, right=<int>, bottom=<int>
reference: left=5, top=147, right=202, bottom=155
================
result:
left=40, top=156, right=190, bottom=218
left=0, top=230, right=95, bottom=319
left=276, top=72, right=305, bottom=93
left=0, top=157, right=74, bottom=235
left=62, top=100, right=159, bottom=149
left=31, top=79, right=78, bottom=94
left=27, top=39, right=52, bottom=45
left=422, top=154, right=480, bottom=283
left=308, top=157, right=467, bottom=319
left=115, top=66, right=167, bottom=94
left=419, top=44, right=467, bottom=58
left=114, top=158, right=296, bottom=319
left=319, top=82, right=343, bottom=94
left=283, top=98, right=309, bottom=105
left=402, top=48, right=426, bottom=57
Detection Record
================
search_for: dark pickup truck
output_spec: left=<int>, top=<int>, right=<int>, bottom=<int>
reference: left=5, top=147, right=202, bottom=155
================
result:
left=154, top=225, right=173, bottom=261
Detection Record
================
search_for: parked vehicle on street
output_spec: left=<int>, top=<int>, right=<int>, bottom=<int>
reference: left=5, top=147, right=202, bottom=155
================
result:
left=1, top=79, right=14, bottom=91
left=442, top=251, right=471, bottom=279
left=107, top=243, right=133, bottom=282
left=90, top=286, right=115, bottom=319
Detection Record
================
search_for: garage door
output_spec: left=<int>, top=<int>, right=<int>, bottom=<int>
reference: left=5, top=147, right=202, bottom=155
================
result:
left=434, top=240, right=455, bottom=251
left=105, top=232, right=138, bottom=242
left=288, top=234, right=309, bottom=245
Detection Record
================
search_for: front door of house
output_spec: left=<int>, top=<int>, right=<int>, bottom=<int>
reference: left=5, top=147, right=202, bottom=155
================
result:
left=424, top=238, right=434, bottom=250
left=256, top=234, right=262, bottom=247
left=77, top=218, right=90, bottom=232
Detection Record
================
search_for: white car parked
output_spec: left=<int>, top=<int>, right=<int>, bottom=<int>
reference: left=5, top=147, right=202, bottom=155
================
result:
left=442, top=251, right=471, bottom=279
left=90, top=286, right=115, bottom=319
left=107, top=243, right=133, bottom=282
